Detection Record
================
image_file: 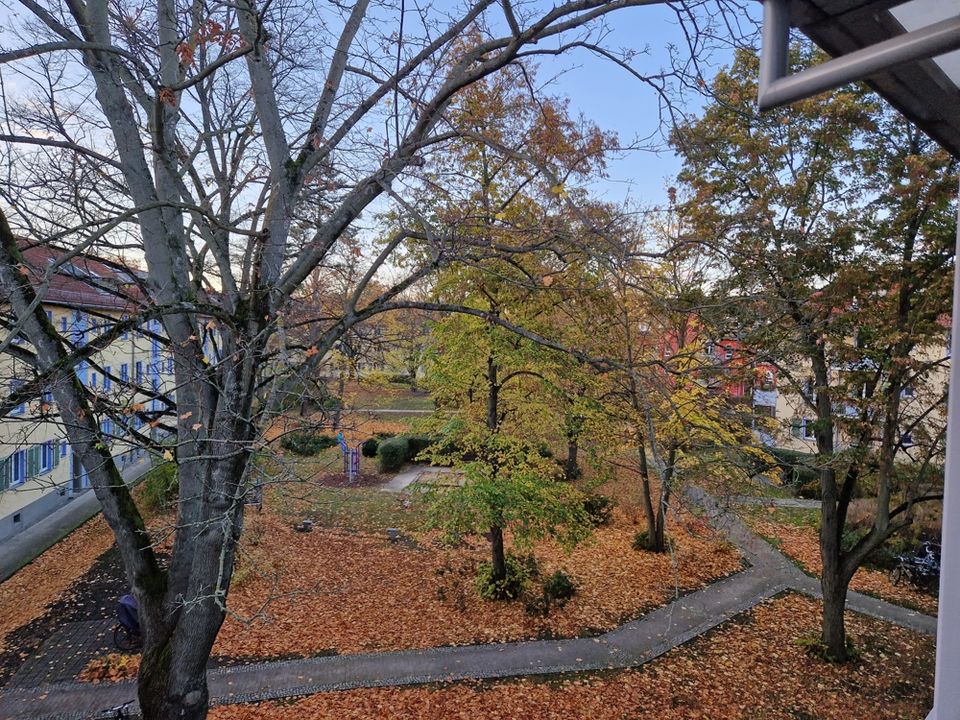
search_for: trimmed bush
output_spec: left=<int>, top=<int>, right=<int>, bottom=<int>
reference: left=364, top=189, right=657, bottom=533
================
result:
left=361, top=438, right=379, bottom=458
left=280, top=431, right=338, bottom=456
left=475, top=554, right=534, bottom=600
left=139, top=462, right=179, bottom=513
left=378, top=436, right=410, bottom=472
left=632, top=530, right=650, bottom=551
left=769, top=448, right=820, bottom=488
left=631, top=530, right=672, bottom=553
left=583, top=493, right=615, bottom=527
left=542, top=570, right=577, bottom=605
left=405, top=435, right=434, bottom=460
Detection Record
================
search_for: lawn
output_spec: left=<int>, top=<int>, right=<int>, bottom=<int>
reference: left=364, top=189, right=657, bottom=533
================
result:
left=209, top=593, right=934, bottom=720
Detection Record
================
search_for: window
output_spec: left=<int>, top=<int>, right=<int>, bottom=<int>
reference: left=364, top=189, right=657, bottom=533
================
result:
left=135, top=362, right=143, bottom=383
left=90, top=372, right=98, bottom=389
left=42, top=388, right=53, bottom=405
left=121, top=315, right=129, bottom=340
left=46, top=310, right=53, bottom=323
left=60, top=440, right=68, bottom=458
left=40, top=441, right=54, bottom=473
left=705, top=341, right=714, bottom=357
left=761, top=370, right=776, bottom=391
left=724, top=346, right=734, bottom=361
left=104, top=367, right=112, bottom=391
left=902, top=385, right=915, bottom=398
left=792, top=418, right=817, bottom=439
left=121, top=363, right=129, bottom=382
left=10, top=380, right=25, bottom=415
left=902, top=432, right=914, bottom=447
left=166, top=357, right=174, bottom=374
left=60, top=316, right=67, bottom=334
left=11, top=450, right=26, bottom=486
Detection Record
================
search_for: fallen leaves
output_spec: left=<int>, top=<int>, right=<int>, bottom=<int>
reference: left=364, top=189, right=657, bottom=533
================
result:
left=209, top=594, right=935, bottom=720
left=747, top=514, right=939, bottom=616
left=0, top=517, right=114, bottom=653
left=212, top=505, right=741, bottom=659
left=78, top=653, right=140, bottom=683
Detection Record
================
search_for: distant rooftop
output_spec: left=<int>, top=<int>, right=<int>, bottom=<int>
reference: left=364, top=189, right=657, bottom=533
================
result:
left=16, top=241, right=146, bottom=313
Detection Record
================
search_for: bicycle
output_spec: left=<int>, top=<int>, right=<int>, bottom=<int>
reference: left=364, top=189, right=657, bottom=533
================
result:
left=889, top=541, right=940, bottom=591
left=93, top=700, right=134, bottom=719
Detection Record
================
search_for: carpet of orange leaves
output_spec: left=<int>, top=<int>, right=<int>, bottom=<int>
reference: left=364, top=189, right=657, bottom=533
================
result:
left=210, top=593, right=934, bottom=720
left=0, top=516, right=114, bottom=653
left=213, top=508, right=741, bottom=658
left=749, top=516, right=939, bottom=616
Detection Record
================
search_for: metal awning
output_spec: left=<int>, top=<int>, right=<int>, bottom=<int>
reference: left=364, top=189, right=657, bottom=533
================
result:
left=766, top=0, right=960, bottom=158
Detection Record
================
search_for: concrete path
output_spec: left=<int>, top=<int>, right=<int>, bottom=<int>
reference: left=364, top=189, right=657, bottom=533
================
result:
left=380, top=465, right=458, bottom=493
left=0, top=456, right=152, bottom=583
left=0, top=484, right=937, bottom=720
left=724, top=495, right=822, bottom=509
left=353, top=407, right=434, bottom=415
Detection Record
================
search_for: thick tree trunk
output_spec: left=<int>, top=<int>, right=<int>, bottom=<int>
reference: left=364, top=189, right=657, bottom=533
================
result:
left=490, top=525, right=507, bottom=586
left=138, top=638, right=209, bottom=720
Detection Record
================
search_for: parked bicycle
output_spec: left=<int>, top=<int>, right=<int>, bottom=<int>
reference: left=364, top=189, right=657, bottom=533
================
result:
left=889, top=540, right=940, bottom=591
left=93, top=701, right=133, bottom=719
left=113, top=594, right=142, bottom=652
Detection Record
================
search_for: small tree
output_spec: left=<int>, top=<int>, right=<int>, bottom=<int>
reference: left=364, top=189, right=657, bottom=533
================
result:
left=424, top=420, right=591, bottom=595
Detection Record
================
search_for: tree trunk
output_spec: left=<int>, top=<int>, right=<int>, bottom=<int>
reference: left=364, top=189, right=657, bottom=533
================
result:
left=138, top=638, right=209, bottom=720
left=486, top=355, right=499, bottom=431
left=820, top=567, right=849, bottom=661
left=490, top=525, right=507, bottom=587
left=648, top=444, right=676, bottom=553
left=637, top=437, right=657, bottom=539
left=332, top=371, right=346, bottom=428
left=565, top=436, right=579, bottom=481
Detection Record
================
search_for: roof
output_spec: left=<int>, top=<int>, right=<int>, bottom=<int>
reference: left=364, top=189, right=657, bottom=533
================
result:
left=16, top=242, right=147, bottom=313
left=784, top=0, right=960, bottom=157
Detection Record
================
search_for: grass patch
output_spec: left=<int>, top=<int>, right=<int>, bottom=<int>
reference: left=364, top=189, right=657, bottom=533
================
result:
left=377, top=395, right=435, bottom=411
left=272, top=486, right=425, bottom=532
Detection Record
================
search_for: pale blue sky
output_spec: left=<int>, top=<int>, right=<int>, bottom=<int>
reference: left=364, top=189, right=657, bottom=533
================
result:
left=534, top=4, right=756, bottom=209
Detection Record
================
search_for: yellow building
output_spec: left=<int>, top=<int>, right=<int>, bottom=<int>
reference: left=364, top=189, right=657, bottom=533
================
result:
left=0, top=246, right=174, bottom=540
left=756, top=341, right=950, bottom=458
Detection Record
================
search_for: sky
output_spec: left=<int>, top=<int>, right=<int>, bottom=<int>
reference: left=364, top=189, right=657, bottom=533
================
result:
left=0, top=1, right=757, bottom=226
left=528, top=3, right=756, bottom=210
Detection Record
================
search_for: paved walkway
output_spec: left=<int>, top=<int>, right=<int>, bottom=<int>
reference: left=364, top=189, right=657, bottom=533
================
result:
left=0, top=485, right=937, bottom=720
left=380, top=465, right=459, bottom=493
left=0, top=456, right=152, bottom=583
left=724, top=495, right=822, bottom=509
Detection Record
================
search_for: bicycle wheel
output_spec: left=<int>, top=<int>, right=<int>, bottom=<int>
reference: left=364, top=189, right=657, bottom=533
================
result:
left=889, top=565, right=907, bottom=586
left=113, top=624, right=141, bottom=652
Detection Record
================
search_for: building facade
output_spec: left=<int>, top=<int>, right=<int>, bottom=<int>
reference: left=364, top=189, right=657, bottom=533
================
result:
left=0, top=246, right=174, bottom=541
